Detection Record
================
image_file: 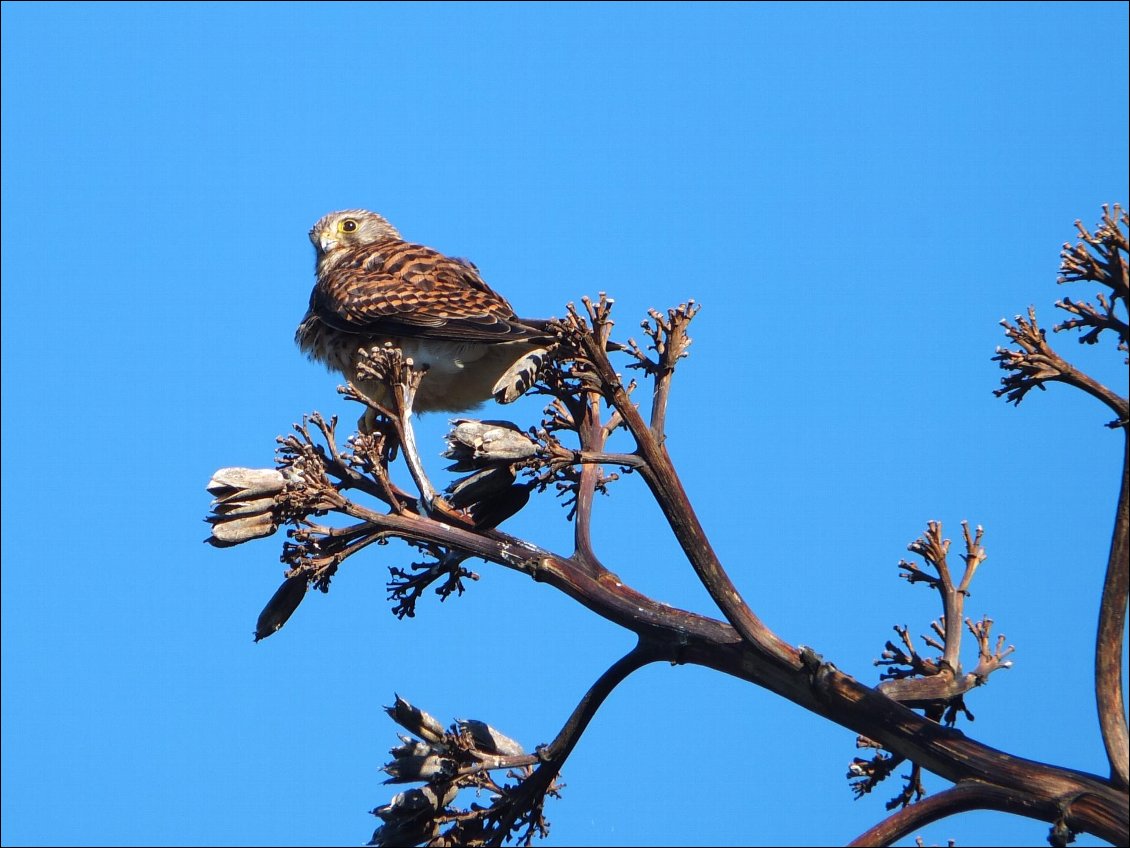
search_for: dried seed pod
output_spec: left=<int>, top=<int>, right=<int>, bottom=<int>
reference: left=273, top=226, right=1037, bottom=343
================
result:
left=382, top=749, right=455, bottom=783
left=386, top=695, right=447, bottom=744
left=206, top=513, right=278, bottom=547
left=443, top=419, right=537, bottom=465
left=206, top=467, right=288, bottom=500
left=456, top=718, right=525, bottom=756
left=253, top=574, right=308, bottom=642
left=465, top=484, right=530, bottom=530
left=446, top=465, right=517, bottom=508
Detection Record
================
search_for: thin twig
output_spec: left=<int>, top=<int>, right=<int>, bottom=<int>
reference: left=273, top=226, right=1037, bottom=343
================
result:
left=994, top=307, right=1129, bottom=425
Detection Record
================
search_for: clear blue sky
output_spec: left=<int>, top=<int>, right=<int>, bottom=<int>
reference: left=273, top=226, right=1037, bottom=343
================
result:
left=2, top=2, right=1127, bottom=846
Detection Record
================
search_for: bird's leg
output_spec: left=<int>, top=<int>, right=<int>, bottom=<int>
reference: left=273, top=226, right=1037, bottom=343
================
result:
left=391, top=369, right=476, bottom=524
left=393, top=373, right=437, bottom=508
left=354, top=348, right=469, bottom=522
left=364, top=352, right=436, bottom=505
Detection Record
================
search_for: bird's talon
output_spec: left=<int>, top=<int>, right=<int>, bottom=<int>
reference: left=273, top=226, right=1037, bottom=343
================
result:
left=420, top=495, right=475, bottom=527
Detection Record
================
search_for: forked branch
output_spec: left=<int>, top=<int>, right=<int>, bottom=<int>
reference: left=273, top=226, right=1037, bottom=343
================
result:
left=994, top=207, right=1129, bottom=788
left=206, top=208, right=1130, bottom=845
left=558, top=295, right=798, bottom=669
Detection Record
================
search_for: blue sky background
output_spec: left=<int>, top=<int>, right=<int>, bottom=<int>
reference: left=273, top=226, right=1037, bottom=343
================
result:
left=2, top=2, right=1128, bottom=846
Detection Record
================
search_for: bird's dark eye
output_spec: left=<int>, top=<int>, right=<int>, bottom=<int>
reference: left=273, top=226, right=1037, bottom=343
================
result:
left=340, top=219, right=358, bottom=233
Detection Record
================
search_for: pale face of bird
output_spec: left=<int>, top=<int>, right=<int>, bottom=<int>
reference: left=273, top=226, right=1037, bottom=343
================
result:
left=308, top=209, right=402, bottom=265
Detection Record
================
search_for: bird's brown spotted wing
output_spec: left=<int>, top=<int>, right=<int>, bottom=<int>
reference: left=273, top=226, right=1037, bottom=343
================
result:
left=312, top=239, right=543, bottom=342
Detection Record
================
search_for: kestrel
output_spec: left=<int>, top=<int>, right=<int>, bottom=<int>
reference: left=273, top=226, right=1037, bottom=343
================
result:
left=296, top=210, right=549, bottom=420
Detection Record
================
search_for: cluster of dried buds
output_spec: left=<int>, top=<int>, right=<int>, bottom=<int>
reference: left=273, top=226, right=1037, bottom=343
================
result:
left=371, top=696, right=555, bottom=847
left=994, top=204, right=1129, bottom=423
left=1055, top=202, right=1128, bottom=355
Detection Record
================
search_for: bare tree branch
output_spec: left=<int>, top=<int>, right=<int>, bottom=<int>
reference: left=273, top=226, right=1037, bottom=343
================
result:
left=847, top=779, right=1086, bottom=848
left=559, top=295, right=799, bottom=669
left=1096, top=429, right=1129, bottom=788
left=206, top=204, right=1130, bottom=846
left=995, top=206, right=1130, bottom=789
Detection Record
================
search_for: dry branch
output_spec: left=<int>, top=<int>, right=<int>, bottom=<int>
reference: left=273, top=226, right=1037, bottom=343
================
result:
left=206, top=207, right=1130, bottom=846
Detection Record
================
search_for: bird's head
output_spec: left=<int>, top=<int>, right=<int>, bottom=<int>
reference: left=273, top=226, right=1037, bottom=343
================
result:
left=309, top=209, right=402, bottom=263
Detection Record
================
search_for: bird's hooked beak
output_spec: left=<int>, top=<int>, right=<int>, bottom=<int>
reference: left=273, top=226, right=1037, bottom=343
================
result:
left=316, top=230, right=338, bottom=255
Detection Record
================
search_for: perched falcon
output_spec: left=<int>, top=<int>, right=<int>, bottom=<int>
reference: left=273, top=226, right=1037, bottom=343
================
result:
left=296, top=210, right=549, bottom=417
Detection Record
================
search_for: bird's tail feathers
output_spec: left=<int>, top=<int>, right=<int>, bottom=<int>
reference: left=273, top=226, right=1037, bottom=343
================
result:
left=492, top=347, right=549, bottom=404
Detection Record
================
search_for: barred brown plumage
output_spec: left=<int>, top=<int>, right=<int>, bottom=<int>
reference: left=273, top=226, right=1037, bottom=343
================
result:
left=296, top=210, right=550, bottom=418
